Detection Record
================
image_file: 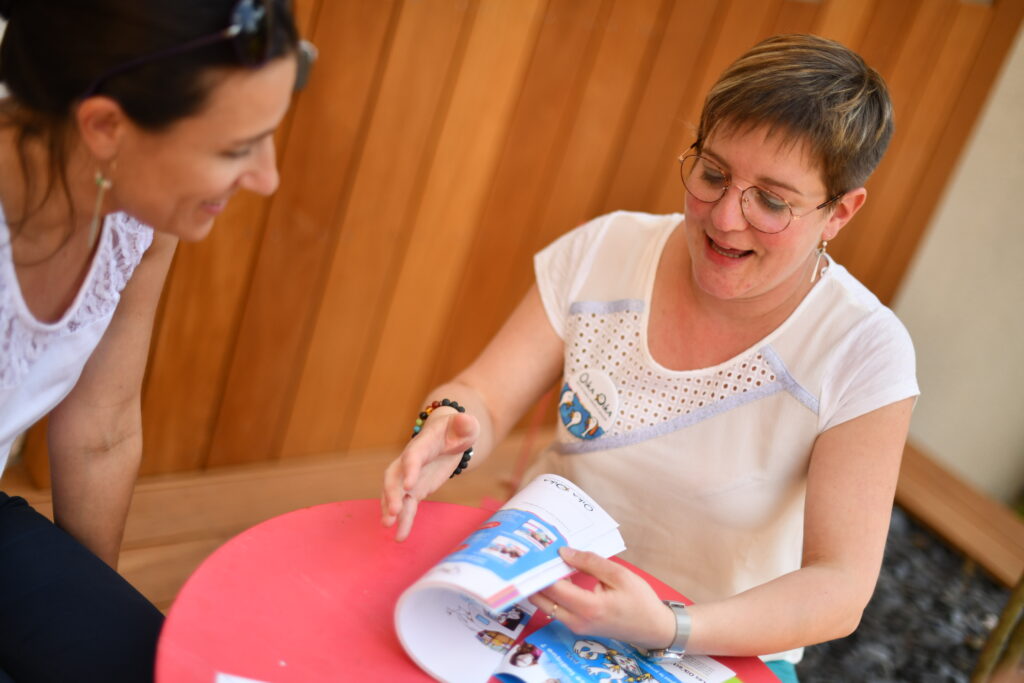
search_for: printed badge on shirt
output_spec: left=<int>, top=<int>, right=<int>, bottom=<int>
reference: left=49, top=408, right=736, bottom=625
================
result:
left=559, top=370, right=618, bottom=440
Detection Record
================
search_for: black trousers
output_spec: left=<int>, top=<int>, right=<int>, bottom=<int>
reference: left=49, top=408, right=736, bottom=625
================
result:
left=0, top=491, right=163, bottom=682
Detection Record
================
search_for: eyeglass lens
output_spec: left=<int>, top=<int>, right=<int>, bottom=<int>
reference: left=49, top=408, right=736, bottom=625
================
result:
left=679, top=155, right=794, bottom=233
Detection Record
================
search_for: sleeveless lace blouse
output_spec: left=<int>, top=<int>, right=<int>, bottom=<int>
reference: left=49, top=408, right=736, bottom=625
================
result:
left=0, top=206, right=154, bottom=473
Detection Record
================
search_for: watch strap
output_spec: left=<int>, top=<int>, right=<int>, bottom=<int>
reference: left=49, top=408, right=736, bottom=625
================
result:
left=644, top=600, right=691, bottom=660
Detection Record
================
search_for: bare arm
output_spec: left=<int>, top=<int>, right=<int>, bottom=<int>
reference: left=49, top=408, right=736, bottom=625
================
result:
left=680, top=396, right=915, bottom=654
left=47, top=232, right=177, bottom=568
left=381, top=284, right=564, bottom=540
left=536, top=397, right=915, bottom=654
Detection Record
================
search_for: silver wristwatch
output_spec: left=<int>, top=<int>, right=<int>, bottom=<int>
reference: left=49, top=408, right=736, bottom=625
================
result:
left=644, top=600, right=691, bottom=660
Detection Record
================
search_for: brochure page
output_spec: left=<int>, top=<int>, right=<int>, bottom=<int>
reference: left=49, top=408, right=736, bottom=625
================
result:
left=493, top=621, right=742, bottom=683
left=395, top=474, right=626, bottom=683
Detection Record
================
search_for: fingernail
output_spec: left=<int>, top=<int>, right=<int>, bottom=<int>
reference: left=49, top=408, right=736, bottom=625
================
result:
left=559, top=546, right=576, bottom=559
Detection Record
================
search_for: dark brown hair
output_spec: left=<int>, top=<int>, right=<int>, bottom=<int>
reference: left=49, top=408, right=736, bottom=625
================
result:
left=0, top=0, right=298, bottom=234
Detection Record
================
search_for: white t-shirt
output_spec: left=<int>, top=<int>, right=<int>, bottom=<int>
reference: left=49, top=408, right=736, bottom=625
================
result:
left=0, top=205, right=154, bottom=474
left=526, top=211, right=919, bottom=662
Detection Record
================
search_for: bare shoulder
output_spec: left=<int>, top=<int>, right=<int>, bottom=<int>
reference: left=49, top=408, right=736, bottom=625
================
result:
left=120, top=230, right=177, bottom=307
left=140, top=230, right=177, bottom=269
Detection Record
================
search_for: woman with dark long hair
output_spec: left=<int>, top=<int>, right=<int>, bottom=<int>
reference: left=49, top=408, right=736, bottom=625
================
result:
left=0, top=2, right=310, bottom=679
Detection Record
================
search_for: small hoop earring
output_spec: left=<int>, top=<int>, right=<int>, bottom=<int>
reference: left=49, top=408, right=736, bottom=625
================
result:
left=88, top=161, right=115, bottom=250
left=810, top=239, right=828, bottom=284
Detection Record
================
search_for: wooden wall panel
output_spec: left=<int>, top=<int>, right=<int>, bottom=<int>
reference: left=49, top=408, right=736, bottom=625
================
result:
left=771, top=0, right=821, bottom=35
left=16, top=0, right=1012, bottom=482
left=139, top=197, right=270, bottom=473
left=813, top=0, right=876, bottom=46
left=855, top=3, right=989, bottom=290
left=432, top=0, right=611, bottom=385
left=206, top=0, right=401, bottom=466
left=348, top=0, right=548, bottom=449
left=831, top=0, right=960, bottom=277
left=602, top=0, right=720, bottom=215
left=546, top=0, right=673, bottom=224
left=648, top=0, right=783, bottom=211
left=831, top=1, right=982, bottom=294
left=888, top=0, right=1024, bottom=303
left=137, top=0, right=320, bottom=473
left=464, top=0, right=672, bottom=375
left=133, top=2, right=319, bottom=474
left=278, top=0, right=476, bottom=457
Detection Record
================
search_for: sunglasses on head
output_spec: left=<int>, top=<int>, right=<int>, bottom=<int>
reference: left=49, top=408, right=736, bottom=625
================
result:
left=81, top=0, right=317, bottom=97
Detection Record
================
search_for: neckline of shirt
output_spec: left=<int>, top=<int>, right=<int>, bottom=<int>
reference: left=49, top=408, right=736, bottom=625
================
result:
left=635, top=214, right=835, bottom=378
left=0, top=200, right=111, bottom=333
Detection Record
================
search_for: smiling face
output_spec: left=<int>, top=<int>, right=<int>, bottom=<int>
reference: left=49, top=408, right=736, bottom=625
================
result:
left=108, top=54, right=297, bottom=241
left=682, top=124, right=864, bottom=305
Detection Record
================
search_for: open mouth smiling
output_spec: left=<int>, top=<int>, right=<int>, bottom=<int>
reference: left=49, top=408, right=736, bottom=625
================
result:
left=707, top=234, right=753, bottom=259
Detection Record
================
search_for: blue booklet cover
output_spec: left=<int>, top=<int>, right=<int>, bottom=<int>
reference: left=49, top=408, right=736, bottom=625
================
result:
left=493, top=621, right=741, bottom=683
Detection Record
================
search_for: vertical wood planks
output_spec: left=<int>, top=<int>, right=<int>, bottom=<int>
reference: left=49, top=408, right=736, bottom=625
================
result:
left=648, top=0, right=784, bottom=211
left=770, top=0, right=820, bottom=36
left=138, top=0, right=320, bottom=474
left=21, top=0, right=1008, bottom=479
left=347, top=0, right=549, bottom=449
left=813, top=0, right=876, bottom=46
left=278, top=0, right=477, bottom=458
left=873, top=0, right=1021, bottom=302
left=430, top=1, right=612, bottom=387
left=602, top=0, right=721, bottom=216
left=865, top=3, right=990, bottom=300
left=140, top=198, right=270, bottom=473
left=530, top=0, right=673, bottom=246
left=206, top=0, right=401, bottom=466
left=832, top=0, right=973, bottom=291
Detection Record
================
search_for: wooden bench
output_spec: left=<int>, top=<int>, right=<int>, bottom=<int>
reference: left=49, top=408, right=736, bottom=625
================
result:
left=2, top=434, right=1020, bottom=610
left=896, top=442, right=1024, bottom=588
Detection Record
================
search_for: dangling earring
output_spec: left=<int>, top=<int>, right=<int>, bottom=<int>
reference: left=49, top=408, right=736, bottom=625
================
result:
left=810, top=240, right=828, bottom=284
left=88, top=162, right=115, bottom=250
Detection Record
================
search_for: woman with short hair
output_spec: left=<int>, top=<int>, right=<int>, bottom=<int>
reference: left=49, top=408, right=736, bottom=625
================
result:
left=382, top=34, right=916, bottom=682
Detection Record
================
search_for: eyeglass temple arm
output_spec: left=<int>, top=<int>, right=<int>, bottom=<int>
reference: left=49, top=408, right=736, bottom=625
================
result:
left=678, top=141, right=700, bottom=163
left=815, top=192, right=845, bottom=210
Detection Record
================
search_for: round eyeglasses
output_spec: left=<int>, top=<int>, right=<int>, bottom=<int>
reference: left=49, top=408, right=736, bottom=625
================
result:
left=678, top=152, right=841, bottom=234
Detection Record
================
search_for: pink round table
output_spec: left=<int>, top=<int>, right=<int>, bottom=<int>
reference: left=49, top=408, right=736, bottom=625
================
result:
left=156, top=499, right=777, bottom=682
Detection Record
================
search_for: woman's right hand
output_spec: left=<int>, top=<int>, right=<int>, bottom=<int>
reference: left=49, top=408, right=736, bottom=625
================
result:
left=381, top=408, right=480, bottom=541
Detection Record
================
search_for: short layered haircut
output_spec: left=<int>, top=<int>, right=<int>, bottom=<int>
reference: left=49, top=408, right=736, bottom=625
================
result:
left=696, top=34, right=894, bottom=201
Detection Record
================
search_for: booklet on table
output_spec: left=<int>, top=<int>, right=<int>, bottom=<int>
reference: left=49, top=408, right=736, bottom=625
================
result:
left=394, top=474, right=743, bottom=683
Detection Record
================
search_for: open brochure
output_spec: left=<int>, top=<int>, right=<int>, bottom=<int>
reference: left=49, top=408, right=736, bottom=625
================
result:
left=492, top=620, right=740, bottom=683
left=394, top=474, right=743, bottom=683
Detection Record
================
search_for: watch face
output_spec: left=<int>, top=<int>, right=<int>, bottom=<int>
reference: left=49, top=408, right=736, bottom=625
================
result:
left=642, top=647, right=687, bottom=661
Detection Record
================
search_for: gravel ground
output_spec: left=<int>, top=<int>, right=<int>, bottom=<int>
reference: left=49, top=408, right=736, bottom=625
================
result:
left=796, top=506, right=1011, bottom=682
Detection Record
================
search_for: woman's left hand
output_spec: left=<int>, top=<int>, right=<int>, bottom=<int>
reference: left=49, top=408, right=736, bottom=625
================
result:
left=528, top=547, right=677, bottom=650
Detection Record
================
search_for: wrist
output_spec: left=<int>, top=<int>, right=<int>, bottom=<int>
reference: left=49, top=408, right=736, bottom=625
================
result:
left=410, top=398, right=473, bottom=477
left=653, top=601, right=677, bottom=649
left=644, top=601, right=691, bottom=660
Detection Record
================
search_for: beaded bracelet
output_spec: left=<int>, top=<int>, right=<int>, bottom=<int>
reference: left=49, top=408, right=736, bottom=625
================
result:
left=411, top=398, right=473, bottom=478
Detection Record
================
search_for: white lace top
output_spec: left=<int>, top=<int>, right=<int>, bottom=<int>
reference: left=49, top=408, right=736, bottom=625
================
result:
left=0, top=204, right=154, bottom=474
